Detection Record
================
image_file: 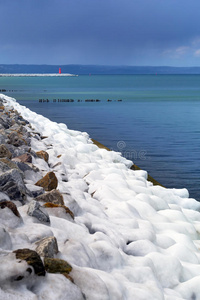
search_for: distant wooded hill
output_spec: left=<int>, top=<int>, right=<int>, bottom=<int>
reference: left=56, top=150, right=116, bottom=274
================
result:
left=1, top=64, right=200, bottom=74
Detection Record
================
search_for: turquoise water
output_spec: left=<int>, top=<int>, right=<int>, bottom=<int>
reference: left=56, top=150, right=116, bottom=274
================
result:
left=1, top=74, right=200, bottom=200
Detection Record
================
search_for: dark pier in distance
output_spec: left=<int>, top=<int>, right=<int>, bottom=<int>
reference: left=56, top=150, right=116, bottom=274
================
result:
left=38, top=99, right=123, bottom=103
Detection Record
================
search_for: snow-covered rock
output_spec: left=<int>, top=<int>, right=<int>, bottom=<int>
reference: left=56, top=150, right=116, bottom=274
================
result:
left=1, top=93, right=200, bottom=299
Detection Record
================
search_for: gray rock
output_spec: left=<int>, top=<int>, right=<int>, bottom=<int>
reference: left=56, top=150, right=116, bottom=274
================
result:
left=7, top=132, right=24, bottom=147
left=35, top=236, right=58, bottom=258
left=0, top=161, right=12, bottom=172
left=0, top=169, right=26, bottom=202
left=5, top=144, right=31, bottom=158
left=0, top=144, right=12, bottom=159
left=0, top=159, right=23, bottom=177
left=12, top=153, right=32, bottom=163
left=15, top=161, right=39, bottom=172
left=0, top=116, right=11, bottom=129
left=35, top=189, right=64, bottom=205
left=0, top=227, right=12, bottom=249
left=0, top=131, right=7, bottom=144
left=26, top=184, right=44, bottom=198
left=27, top=200, right=50, bottom=224
left=0, top=191, right=10, bottom=201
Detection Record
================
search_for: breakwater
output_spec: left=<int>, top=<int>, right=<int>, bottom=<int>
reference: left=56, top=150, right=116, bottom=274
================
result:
left=1, top=94, right=200, bottom=300
left=0, top=96, right=82, bottom=297
left=38, top=98, right=123, bottom=103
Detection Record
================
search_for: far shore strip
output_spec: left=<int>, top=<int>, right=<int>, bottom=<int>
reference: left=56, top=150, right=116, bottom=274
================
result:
left=0, top=73, right=77, bottom=77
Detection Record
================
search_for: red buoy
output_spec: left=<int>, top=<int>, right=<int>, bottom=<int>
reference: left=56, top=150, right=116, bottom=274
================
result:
left=59, top=68, right=61, bottom=74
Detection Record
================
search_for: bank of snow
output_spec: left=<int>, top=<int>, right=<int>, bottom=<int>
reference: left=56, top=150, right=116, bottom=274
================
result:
left=1, top=94, right=200, bottom=300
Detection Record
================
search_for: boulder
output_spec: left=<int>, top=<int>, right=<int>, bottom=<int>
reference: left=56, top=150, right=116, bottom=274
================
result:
left=0, top=129, right=7, bottom=143
left=5, top=144, right=31, bottom=158
left=43, top=202, right=74, bottom=219
left=36, top=150, right=49, bottom=163
left=13, top=248, right=46, bottom=276
left=35, top=236, right=59, bottom=258
left=35, top=172, right=58, bottom=191
left=7, top=132, right=25, bottom=147
left=0, top=169, right=26, bottom=202
left=0, top=144, right=12, bottom=159
left=44, top=257, right=72, bottom=275
left=0, top=191, right=10, bottom=201
left=35, top=189, right=64, bottom=205
left=0, top=116, right=11, bottom=129
left=0, top=201, right=23, bottom=228
left=12, top=152, right=32, bottom=163
left=0, top=158, right=23, bottom=176
left=27, top=200, right=50, bottom=224
left=0, top=200, right=21, bottom=217
left=15, top=161, right=39, bottom=173
left=26, top=184, right=44, bottom=198
left=0, top=226, right=12, bottom=249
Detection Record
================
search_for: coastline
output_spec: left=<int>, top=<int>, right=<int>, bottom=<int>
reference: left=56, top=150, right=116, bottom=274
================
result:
left=0, top=94, right=200, bottom=299
left=91, top=138, right=164, bottom=187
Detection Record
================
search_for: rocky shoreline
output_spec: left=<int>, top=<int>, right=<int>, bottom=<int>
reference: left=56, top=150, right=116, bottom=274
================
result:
left=2, top=95, right=200, bottom=299
left=0, top=97, right=83, bottom=298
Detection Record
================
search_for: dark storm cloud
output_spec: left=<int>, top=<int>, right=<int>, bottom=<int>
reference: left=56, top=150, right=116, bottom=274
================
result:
left=1, top=0, right=200, bottom=65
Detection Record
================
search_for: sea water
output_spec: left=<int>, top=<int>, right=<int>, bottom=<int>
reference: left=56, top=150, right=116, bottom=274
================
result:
left=1, top=74, right=200, bottom=200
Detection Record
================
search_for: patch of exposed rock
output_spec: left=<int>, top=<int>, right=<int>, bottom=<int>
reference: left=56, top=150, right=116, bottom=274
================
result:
left=35, top=171, right=58, bottom=191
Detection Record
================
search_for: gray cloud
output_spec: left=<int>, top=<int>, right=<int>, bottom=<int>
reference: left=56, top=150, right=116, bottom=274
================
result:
left=1, top=0, right=200, bottom=65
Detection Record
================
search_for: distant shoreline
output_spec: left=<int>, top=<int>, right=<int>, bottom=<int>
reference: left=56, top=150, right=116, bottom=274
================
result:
left=0, top=73, right=77, bottom=77
left=2, top=64, right=200, bottom=75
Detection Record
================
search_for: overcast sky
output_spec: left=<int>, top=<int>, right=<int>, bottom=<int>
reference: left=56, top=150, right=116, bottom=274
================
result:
left=1, top=0, right=200, bottom=66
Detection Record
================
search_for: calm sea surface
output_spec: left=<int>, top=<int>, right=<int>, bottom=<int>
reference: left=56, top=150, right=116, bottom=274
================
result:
left=1, top=74, right=200, bottom=200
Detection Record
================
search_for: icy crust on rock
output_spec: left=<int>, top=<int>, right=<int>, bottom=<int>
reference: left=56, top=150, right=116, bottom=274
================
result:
left=1, top=94, right=200, bottom=300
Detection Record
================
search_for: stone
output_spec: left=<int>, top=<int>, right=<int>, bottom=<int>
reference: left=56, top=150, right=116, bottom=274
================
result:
left=0, top=116, right=11, bottom=129
left=9, top=126, right=31, bottom=146
left=0, top=200, right=21, bottom=217
left=35, top=172, right=58, bottom=191
left=0, top=202, right=23, bottom=229
left=43, top=202, right=74, bottom=219
left=5, top=144, right=31, bottom=158
left=7, top=132, right=24, bottom=147
left=0, top=169, right=26, bottom=202
left=35, top=189, right=64, bottom=205
left=44, top=257, right=72, bottom=275
left=0, top=191, right=10, bottom=201
left=52, top=162, right=62, bottom=168
left=13, top=248, right=46, bottom=276
left=0, top=227, right=12, bottom=249
left=15, top=161, right=39, bottom=172
left=12, top=152, right=32, bottom=163
left=0, top=144, right=12, bottom=159
left=36, top=150, right=49, bottom=163
left=0, top=158, right=23, bottom=176
left=26, top=184, right=44, bottom=198
left=0, top=131, right=7, bottom=144
left=27, top=200, right=50, bottom=223
left=35, top=236, right=59, bottom=258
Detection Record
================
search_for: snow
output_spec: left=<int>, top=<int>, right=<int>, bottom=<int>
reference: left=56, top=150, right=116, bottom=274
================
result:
left=1, top=94, right=200, bottom=299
